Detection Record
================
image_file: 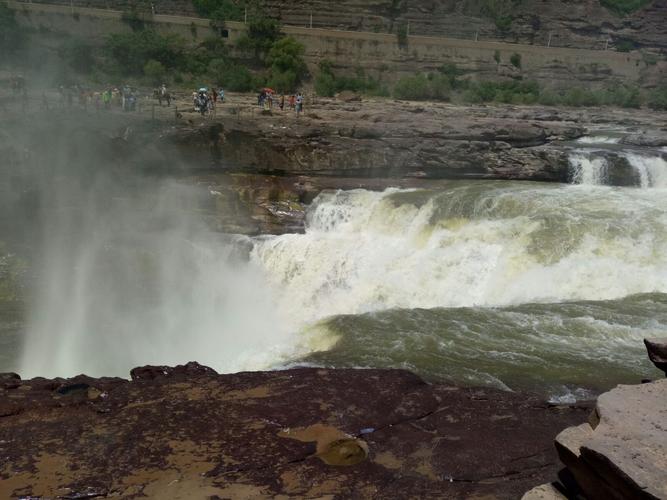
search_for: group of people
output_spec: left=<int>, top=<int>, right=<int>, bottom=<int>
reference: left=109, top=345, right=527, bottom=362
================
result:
left=258, top=90, right=305, bottom=117
left=193, top=87, right=224, bottom=116
left=52, top=85, right=141, bottom=112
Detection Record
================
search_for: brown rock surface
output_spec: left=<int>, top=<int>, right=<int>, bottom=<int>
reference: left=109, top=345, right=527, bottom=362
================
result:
left=0, top=364, right=590, bottom=499
left=555, top=379, right=667, bottom=500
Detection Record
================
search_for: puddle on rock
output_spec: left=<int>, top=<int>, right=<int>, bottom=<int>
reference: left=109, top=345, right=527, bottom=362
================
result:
left=279, top=423, right=369, bottom=466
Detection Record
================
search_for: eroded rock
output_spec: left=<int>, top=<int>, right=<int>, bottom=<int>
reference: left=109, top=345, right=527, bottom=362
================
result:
left=554, top=379, right=667, bottom=500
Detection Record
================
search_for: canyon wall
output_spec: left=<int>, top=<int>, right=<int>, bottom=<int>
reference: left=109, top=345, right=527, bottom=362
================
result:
left=8, top=0, right=666, bottom=88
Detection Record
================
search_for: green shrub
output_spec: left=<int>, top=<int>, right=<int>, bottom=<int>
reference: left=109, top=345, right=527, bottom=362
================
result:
left=647, top=86, right=667, bottom=111
left=268, top=70, right=298, bottom=93
left=144, top=59, right=166, bottom=85
left=642, top=51, right=659, bottom=66
left=396, top=22, right=408, bottom=48
left=267, top=36, right=307, bottom=90
left=315, top=60, right=386, bottom=97
left=537, top=90, right=559, bottom=106
left=106, top=30, right=186, bottom=76
left=208, top=58, right=256, bottom=91
left=193, top=0, right=244, bottom=21
left=615, top=39, right=636, bottom=52
left=562, top=87, right=600, bottom=107
left=600, top=0, right=651, bottom=15
left=510, top=52, right=521, bottom=69
left=0, top=3, right=27, bottom=62
left=237, top=16, right=281, bottom=60
left=495, top=14, right=513, bottom=31
left=315, top=71, right=337, bottom=96
left=608, top=85, right=641, bottom=108
left=463, top=0, right=520, bottom=32
left=393, top=73, right=452, bottom=101
left=462, top=80, right=539, bottom=104
left=121, top=9, right=147, bottom=31
left=438, top=63, right=465, bottom=88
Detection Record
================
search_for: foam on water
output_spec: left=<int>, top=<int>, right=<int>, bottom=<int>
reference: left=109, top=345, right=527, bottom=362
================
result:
left=569, top=153, right=608, bottom=185
left=252, top=184, right=667, bottom=326
left=624, top=153, right=667, bottom=188
left=576, top=136, right=621, bottom=144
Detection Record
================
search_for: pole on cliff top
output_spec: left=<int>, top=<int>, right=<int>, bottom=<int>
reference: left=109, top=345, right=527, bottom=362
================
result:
left=547, top=32, right=552, bottom=47
left=310, top=12, right=313, bottom=29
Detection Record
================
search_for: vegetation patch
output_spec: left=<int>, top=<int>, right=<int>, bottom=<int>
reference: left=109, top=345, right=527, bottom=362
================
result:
left=315, top=60, right=388, bottom=97
left=647, top=86, right=667, bottom=110
left=600, top=0, right=651, bottom=16
left=0, top=3, right=27, bottom=63
left=193, top=0, right=245, bottom=22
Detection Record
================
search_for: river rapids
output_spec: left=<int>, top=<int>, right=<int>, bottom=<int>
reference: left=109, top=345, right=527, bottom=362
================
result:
left=6, top=129, right=666, bottom=400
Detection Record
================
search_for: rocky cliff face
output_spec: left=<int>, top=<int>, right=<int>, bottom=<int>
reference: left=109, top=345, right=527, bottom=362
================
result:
left=42, top=0, right=667, bottom=53
left=264, top=0, right=667, bottom=51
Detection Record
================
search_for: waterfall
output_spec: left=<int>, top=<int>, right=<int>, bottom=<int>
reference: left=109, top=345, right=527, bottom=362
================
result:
left=252, top=185, right=667, bottom=323
left=568, top=153, right=608, bottom=185
left=624, top=153, right=667, bottom=189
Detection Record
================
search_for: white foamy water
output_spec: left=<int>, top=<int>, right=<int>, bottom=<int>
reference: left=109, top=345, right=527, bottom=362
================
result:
left=576, top=136, right=621, bottom=144
left=569, top=153, right=608, bottom=185
left=252, top=184, right=667, bottom=327
left=624, top=153, right=667, bottom=188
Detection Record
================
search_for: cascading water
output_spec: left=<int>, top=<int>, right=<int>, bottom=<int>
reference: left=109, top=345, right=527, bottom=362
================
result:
left=568, top=153, right=608, bottom=185
left=253, top=184, right=667, bottom=317
left=568, top=149, right=667, bottom=189
left=251, top=184, right=666, bottom=394
left=9, top=118, right=665, bottom=396
left=624, top=153, right=667, bottom=188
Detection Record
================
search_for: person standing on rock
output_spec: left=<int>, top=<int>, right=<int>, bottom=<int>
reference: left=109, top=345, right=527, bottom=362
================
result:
left=296, top=93, right=304, bottom=118
left=280, top=94, right=285, bottom=111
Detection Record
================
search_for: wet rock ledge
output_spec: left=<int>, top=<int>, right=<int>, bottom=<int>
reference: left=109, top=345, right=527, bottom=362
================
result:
left=0, top=365, right=589, bottom=499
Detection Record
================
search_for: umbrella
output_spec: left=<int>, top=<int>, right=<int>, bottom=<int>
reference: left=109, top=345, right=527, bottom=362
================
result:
left=263, top=87, right=275, bottom=94
left=199, top=87, right=208, bottom=92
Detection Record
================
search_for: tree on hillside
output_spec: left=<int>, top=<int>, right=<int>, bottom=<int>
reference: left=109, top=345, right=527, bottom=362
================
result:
left=266, top=36, right=307, bottom=91
left=237, top=16, right=281, bottom=61
left=193, top=0, right=247, bottom=22
left=106, top=30, right=186, bottom=76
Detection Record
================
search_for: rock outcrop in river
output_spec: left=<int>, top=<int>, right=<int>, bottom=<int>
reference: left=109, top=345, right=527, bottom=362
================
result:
left=524, top=340, right=667, bottom=500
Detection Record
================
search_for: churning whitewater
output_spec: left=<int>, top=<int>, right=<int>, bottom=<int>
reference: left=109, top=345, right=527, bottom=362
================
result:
left=253, top=182, right=667, bottom=317
left=19, top=179, right=666, bottom=394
